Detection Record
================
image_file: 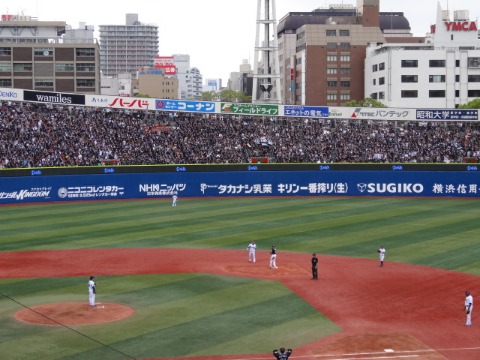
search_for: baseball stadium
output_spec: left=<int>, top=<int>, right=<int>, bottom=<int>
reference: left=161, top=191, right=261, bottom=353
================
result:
left=1, top=91, right=480, bottom=360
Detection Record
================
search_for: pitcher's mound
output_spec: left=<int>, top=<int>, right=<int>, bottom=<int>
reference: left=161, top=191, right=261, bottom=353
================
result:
left=14, top=302, right=135, bottom=326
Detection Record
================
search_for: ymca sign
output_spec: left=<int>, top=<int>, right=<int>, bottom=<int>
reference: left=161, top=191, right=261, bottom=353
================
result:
left=444, top=21, right=478, bottom=31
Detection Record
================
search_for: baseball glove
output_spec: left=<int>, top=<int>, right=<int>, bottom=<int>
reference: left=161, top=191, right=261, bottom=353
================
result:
left=377, top=249, right=381, bottom=253
left=466, top=310, right=470, bottom=314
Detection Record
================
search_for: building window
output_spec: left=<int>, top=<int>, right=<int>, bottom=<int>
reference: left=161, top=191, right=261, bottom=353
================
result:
left=340, top=68, right=350, bottom=75
left=76, top=48, right=95, bottom=56
left=55, top=63, right=74, bottom=72
left=429, top=59, right=446, bottom=67
left=401, top=75, right=418, bottom=83
left=468, top=75, right=480, bottom=82
left=327, top=42, right=337, bottom=49
left=327, top=55, right=337, bottom=61
left=327, top=93, right=337, bottom=100
left=455, top=90, right=460, bottom=97
left=456, top=60, right=460, bottom=67
left=77, top=79, right=95, bottom=87
left=340, top=81, right=350, bottom=87
left=401, top=90, right=418, bottom=98
left=379, top=91, right=385, bottom=100
left=0, top=63, right=12, bottom=72
left=339, top=30, right=350, bottom=36
left=370, top=93, right=378, bottom=99
left=429, top=90, right=445, bottom=98
left=326, top=30, right=336, bottom=36
left=340, top=93, right=350, bottom=100
left=327, top=68, right=337, bottom=74
left=0, top=47, right=11, bottom=56
left=373, top=79, right=376, bottom=85
left=35, top=79, right=54, bottom=87
left=455, top=75, right=460, bottom=82
left=76, top=63, right=96, bottom=72
left=327, top=81, right=337, bottom=87
left=429, top=75, right=445, bottom=83
left=340, top=42, right=350, bottom=49
left=401, top=60, right=418, bottom=67
left=372, top=64, right=378, bottom=72
left=379, top=62, right=385, bottom=70
left=468, top=90, right=480, bottom=97
left=340, top=55, right=350, bottom=61
left=379, top=77, right=385, bottom=85
left=34, top=48, right=53, bottom=56
left=13, top=63, right=32, bottom=72
left=468, top=57, right=480, bottom=68
left=0, top=79, right=12, bottom=86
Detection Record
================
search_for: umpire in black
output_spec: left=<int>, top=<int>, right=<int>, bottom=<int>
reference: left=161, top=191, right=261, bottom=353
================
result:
left=311, top=253, right=318, bottom=280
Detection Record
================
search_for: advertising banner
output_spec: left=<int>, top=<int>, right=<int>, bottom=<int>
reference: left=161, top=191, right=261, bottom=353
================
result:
left=0, top=169, right=479, bottom=204
left=0, top=87, right=23, bottom=102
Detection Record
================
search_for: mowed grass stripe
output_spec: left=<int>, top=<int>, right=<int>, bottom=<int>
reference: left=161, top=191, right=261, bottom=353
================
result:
left=92, top=294, right=328, bottom=358
left=1, top=197, right=372, bottom=250
left=199, top=314, right=340, bottom=356
left=1, top=198, right=480, bottom=273
left=0, top=274, right=331, bottom=359
left=1, top=197, right=411, bottom=250
left=315, top=201, right=480, bottom=256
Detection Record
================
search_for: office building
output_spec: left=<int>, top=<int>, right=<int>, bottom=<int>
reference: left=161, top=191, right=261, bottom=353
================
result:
left=365, top=3, right=480, bottom=108
left=99, top=14, right=159, bottom=77
left=277, top=0, right=421, bottom=106
left=0, top=15, right=100, bottom=93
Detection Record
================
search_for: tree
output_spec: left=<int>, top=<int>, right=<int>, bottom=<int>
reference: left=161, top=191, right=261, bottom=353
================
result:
left=201, top=91, right=218, bottom=101
left=458, top=98, right=480, bottom=109
left=344, top=98, right=386, bottom=107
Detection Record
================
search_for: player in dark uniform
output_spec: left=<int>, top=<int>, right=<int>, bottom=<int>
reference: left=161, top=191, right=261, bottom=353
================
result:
left=311, top=253, right=318, bottom=280
left=273, top=347, right=292, bottom=360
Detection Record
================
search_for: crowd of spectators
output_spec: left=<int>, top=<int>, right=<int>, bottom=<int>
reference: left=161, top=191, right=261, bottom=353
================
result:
left=1, top=100, right=480, bottom=168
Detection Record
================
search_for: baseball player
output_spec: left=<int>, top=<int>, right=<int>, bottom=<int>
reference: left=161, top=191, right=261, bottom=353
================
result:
left=172, top=193, right=178, bottom=207
left=247, top=241, right=256, bottom=263
left=377, top=246, right=386, bottom=267
left=88, top=276, right=96, bottom=307
left=273, top=347, right=292, bottom=360
left=465, top=290, right=473, bottom=326
left=269, top=245, right=278, bottom=268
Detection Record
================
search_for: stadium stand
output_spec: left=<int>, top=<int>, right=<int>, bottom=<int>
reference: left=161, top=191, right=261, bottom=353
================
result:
left=1, top=101, right=479, bottom=168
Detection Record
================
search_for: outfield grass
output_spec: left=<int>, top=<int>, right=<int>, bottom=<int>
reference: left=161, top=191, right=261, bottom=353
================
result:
left=2, top=197, right=480, bottom=273
left=1, top=197, right=480, bottom=359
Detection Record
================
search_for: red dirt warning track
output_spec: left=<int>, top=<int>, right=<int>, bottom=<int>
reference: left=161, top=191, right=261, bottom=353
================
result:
left=2, top=248, right=480, bottom=360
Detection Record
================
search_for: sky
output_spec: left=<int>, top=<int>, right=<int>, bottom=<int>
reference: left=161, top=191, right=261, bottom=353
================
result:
left=1, top=0, right=479, bottom=85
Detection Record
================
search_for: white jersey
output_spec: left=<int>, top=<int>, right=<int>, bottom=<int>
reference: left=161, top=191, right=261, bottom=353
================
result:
left=88, top=280, right=95, bottom=293
left=466, top=295, right=473, bottom=308
left=247, top=243, right=256, bottom=252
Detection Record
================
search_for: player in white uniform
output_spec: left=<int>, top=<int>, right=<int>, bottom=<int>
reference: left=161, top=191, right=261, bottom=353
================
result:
left=465, top=290, right=473, bottom=326
left=269, top=245, right=278, bottom=268
left=172, top=193, right=178, bottom=207
left=88, top=276, right=96, bottom=307
left=378, top=246, right=386, bottom=267
left=247, top=241, right=256, bottom=263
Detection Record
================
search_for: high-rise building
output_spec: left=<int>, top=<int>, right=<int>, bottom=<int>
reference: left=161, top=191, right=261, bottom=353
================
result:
left=172, top=54, right=203, bottom=100
left=99, top=14, right=159, bottom=77
left=0, top=15, right=100, bottom=93
left=276, top=0, right=422, bottom=106
left=229, top=59, right=253, bottom=96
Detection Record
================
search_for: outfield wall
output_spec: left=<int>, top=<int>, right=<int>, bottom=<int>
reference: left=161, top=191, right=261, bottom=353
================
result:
left=0, top=164, right=479, bottom=204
